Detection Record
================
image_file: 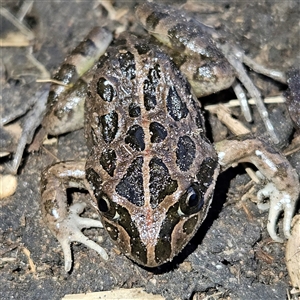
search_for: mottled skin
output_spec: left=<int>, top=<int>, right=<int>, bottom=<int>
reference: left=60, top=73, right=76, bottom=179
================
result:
left=40, top=2, right=299, bottom=272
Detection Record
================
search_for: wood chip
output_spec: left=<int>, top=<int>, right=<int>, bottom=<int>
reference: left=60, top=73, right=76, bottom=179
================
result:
left=62, top=288, right=164, bottom=300
left=286, top=215, right=300, bottom=290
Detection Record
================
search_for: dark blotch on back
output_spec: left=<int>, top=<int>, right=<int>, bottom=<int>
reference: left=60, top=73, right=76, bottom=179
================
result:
left=149, top=64, right=161, bottom=85
left=125, top=125, right=145, bottom=151
left=100, top=111, right=118, bottom=143
left=149, top=122, right=167, bottom=143
left=118, top=51, right=136, bottom=80
left=116, top=157, right=144, bottom=206
left=143, top=64, right=161, bottom=111
left=196, top=157, right=218, bottom=193
left=166, top=86, right=188, bottom=121
left=100, top=149, right=117, bottom=177
left=149, top=157, right=178, bottom=208
left=129, top=103, right=141, bottom=118
left=176, top=136, right=196, bottom=171
left=97, top=77, right=116, bottom=102
left=143, top=79, right=156, bottom=110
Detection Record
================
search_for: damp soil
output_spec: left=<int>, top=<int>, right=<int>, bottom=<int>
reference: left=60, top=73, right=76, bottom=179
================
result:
left=1, top=1, right=299, bottom=300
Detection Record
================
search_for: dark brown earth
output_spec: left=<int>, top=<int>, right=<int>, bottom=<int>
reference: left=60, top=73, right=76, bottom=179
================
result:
left=1, top=1, right=299, bottom=299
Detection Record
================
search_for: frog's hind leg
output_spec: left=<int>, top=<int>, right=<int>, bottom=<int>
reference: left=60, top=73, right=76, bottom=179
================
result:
left=42, top=27, right=113, bottom=137
left=136, top=2, right=282, bottom=144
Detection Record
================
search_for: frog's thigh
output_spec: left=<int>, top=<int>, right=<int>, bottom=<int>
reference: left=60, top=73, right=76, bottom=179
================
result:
left=136, top=2, right=236, bottom=97
left=215, top=136, right=300, bottom=242
left=179, top=55, right=236, bottom=98
left=41, top=161, right=108, bottom=272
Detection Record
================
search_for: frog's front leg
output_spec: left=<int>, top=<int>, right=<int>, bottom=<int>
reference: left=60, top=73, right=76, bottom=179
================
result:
left=215, top=136, right=300, bottom=242
left=41, top=161, right=108, bottom=272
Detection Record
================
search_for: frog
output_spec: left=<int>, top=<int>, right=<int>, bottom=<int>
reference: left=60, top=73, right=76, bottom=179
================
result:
left=40, top=2, right=300, bottom=272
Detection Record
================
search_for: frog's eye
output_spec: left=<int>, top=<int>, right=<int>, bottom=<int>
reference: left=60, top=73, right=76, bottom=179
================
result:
left=97, top=193, right=119, bottom=220
left=186, top=186, right=201, bottom=207
left=179, top=184, right=204, bottom=215
left=97, top=194, right=110, bottom=213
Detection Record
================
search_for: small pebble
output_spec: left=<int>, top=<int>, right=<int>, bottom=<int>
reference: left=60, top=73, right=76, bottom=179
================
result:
left=0, top=174, right=17, bottom=199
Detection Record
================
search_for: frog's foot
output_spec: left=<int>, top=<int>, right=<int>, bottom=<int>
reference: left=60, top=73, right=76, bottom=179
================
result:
left=223, top=48, right=279, bottom=143
left=56, top=202, right=108, bottom=272
left=257, top=183, right=295, bottom=243
left=215, top=137, right=299, bottom=242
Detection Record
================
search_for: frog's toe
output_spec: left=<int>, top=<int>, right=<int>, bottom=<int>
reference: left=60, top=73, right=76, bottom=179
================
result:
left=59, top=237, right=73, bottom=272
left=282, top=204, right=294, bottom=239
left=69, top=202, right=105, bottom=228
left=266, top=207, right=285, bottom=243
left=59, top=229, right=108, bottom=272
left=257, top=182, right=295, bottom=243
left=56, top=202, right=108, bottom=272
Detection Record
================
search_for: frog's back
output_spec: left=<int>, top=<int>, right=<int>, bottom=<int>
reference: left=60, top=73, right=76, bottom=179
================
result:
left=85, top=33, right=219, bottom=267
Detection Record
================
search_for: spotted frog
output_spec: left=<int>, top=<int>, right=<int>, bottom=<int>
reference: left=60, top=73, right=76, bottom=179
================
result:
left=40, top=2, right=299, bottom=272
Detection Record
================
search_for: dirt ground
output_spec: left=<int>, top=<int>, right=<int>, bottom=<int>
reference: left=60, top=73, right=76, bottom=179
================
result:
left=1, top=1, right=299, bottom=299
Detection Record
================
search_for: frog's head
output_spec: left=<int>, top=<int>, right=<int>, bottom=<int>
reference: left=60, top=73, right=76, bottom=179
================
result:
left=87, top=151, right=219, bottom=267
